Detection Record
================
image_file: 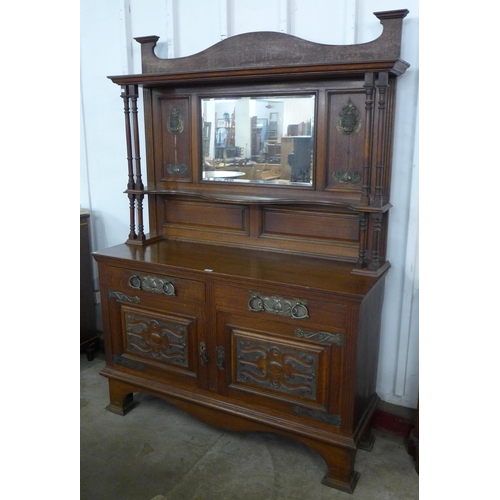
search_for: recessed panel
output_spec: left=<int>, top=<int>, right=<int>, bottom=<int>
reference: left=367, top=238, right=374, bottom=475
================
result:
left=163, top=199, right=249, bottom=234
left=326, top=91, right=366, bottom=193
left=155, top=95, right=192, bottom=182
left=231, top=328, right=328, bottom=406
left=121, top=306, right=196, bottom=375
left=262, top=207, right=359, bottom=242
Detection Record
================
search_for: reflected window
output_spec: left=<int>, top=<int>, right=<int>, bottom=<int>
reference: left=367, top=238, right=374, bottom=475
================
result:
left=201, top=95, right=315, bottom=186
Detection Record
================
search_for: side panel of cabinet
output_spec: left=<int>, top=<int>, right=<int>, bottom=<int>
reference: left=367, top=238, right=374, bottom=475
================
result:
left=353, top=277, right=385, bottom=429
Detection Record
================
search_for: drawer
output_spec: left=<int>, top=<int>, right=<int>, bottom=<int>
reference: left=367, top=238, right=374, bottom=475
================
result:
left=214, top=284, right=345, bottom=330
left=103, top=265, right=206, bottom=304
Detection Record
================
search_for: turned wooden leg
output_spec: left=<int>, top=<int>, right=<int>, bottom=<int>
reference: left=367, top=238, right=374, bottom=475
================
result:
left=105, top=379, right=138, bottom=416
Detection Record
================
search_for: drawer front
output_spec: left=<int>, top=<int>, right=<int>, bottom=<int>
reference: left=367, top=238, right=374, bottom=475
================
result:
left=214, top=284, right=346, bottom=330
left=216, top=312, right=345, bottom=428
left=103, top=265, right=206, bottom=305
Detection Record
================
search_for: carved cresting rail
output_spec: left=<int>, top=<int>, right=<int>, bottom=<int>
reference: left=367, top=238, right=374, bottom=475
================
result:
left=132, top=10, right=409, bottom=76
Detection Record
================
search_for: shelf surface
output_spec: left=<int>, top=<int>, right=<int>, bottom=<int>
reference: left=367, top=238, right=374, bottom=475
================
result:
left=93, top=239, right=385, bottom=299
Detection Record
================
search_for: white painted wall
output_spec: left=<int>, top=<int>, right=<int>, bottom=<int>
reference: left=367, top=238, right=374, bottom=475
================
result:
left=80, top=0, right=419, bottom=409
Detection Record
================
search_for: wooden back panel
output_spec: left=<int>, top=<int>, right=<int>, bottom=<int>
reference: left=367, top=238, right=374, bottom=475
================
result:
left=108, top=10, right=409, bottom=272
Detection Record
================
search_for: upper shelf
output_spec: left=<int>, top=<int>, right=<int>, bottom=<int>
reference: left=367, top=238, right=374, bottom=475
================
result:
left=125, top=186, right=392, bottom=213
left=109, top=10, right=410, bottom=86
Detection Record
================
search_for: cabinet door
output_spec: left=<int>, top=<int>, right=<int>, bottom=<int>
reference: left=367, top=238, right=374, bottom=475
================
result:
left=101, top=264, right=209, bottom=391
left=215, top=311, right=346, bottom=429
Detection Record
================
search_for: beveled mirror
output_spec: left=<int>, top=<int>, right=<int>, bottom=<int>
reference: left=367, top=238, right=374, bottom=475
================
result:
left=201, top=95, right=315, bottom=186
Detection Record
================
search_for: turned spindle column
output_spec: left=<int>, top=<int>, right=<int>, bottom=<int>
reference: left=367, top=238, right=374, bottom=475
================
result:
left=121, top=85, right=137, bottom=241
left=372, top=72, right=389, bottom=208
left=120, top=84, right=146, bottom=243
left=356, top=212, right=369, bottom=269
left=360, top=73, right=375, bottom=207
left=129, top=86, right=145, bottom=241
left=369, top=212, right=383, bottom=271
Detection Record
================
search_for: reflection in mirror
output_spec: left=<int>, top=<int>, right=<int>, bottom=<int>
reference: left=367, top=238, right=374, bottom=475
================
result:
left=201, top=95, right=315, bottom=186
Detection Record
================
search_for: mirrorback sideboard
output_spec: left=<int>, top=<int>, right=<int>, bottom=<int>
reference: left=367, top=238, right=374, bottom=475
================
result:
left=93, top=9, right=410, bottom=493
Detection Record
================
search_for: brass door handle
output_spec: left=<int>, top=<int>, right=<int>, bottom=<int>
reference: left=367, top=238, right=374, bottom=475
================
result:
left=216, top=346, right=225, bottom=370
left=200, top=342, right=208, bottom=365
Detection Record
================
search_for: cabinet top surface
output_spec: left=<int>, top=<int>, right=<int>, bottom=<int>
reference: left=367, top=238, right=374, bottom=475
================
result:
left=93, top=240, right=384, bottom=298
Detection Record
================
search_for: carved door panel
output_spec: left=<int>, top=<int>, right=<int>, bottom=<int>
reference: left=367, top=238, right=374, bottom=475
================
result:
left=103, top=289, right=209, bottom=391
left=215, top=312, right=346, bottom=428
left=99, top=263, right=209, bottom=390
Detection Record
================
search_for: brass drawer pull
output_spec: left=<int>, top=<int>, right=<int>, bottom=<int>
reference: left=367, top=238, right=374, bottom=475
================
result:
left=248, top=295, right=264, bottom=312
left=291, top=303, right=309, bottom=319
left=129, top=274, right=176, bottom=296
left=248, top=291, right=309, bottom=319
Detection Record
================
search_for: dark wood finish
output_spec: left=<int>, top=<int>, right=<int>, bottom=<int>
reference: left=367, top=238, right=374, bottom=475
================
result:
left=94, top=10, right=409, bottom=493
left=80, top=211, right=98, bottom=360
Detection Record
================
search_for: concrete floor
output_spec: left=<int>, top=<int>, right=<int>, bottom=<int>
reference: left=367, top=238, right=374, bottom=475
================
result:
left=81, top=353, right=418, bottom=500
